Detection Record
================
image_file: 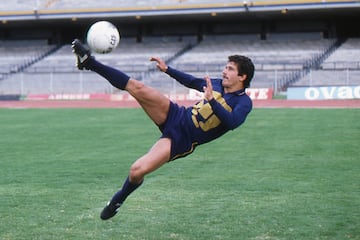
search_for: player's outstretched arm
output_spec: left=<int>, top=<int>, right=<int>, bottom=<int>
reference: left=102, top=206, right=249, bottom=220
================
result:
left=150, top=56, right=205, bottom=91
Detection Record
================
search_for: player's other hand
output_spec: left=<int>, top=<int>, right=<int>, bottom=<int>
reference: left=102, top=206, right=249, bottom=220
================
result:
left=150, top=56, right=168, bottom=72
left=203, top=76, right=214, bottom=101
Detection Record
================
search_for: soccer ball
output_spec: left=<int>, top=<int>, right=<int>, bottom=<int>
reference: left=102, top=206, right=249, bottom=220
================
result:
left=86, top=21, right=120, bottom=54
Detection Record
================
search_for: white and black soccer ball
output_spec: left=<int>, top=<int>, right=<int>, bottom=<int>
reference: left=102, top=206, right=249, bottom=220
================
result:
left=86, top=21, right=120, bottom=54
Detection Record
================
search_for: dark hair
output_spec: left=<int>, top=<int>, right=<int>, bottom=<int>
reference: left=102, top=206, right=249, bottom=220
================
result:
left=228, top=55, right=254, bottom=88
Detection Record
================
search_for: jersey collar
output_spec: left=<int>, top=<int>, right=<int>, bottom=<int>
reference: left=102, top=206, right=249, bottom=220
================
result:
left=232, top=88, right=246, bottom=96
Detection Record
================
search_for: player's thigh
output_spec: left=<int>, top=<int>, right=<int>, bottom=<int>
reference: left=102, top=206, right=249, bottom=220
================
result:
left=126, top=79, right=170, bottom=125
left=130, top=138, right=171, bottom=180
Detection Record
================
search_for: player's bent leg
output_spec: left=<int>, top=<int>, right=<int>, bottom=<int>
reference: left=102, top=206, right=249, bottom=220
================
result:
left=100, top=138, right=171, bottom=220
left=100, top=176, right=143, bottom=220
left=129, top=138, right=171, bottom=183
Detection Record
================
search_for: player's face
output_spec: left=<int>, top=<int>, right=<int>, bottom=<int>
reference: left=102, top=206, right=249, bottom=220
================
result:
left=222, top=61, right=246, bottom=91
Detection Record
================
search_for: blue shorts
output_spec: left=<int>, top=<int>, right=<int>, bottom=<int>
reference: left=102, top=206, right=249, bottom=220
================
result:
left=159, top=102, right=198, bottom=161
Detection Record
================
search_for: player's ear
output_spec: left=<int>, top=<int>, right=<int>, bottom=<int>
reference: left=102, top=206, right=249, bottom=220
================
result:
left=238, top=74, right=247, bottom=83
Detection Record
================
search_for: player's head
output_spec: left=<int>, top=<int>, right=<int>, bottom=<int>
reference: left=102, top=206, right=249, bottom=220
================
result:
left=228, top=55, right=254, bottom=88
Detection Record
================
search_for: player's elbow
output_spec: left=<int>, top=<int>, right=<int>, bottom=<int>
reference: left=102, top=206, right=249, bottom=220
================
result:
left=226, top=118, right=245, bottom=130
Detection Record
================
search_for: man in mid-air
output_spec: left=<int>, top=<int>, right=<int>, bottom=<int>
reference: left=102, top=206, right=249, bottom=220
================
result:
left=71, top=39, right=254, bottom=220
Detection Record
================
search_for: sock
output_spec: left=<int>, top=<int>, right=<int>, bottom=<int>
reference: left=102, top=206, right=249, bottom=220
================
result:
left=86, top=58, right=130, bottom=90
left=111, top=176, right=143, bottom=204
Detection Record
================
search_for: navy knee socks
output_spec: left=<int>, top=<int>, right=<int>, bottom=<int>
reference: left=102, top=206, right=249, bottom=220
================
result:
left=87, top=58, right=130, bottom=90
left=111, top=177, right=143, bottom=204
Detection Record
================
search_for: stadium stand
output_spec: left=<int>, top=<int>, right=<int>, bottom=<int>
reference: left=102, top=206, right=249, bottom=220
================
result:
left=2, top=35, right=353, bottom=95
left=0, top=37, right=193, bottom=94
left=167, top=35, right=335, bottom=89
left=1, top=1, right=359, bottom=95
left=27, top=36, right=191, bottom=74
left=294, top=38, right=360, bottom=86
left=293, top=69, right=360, bottom=86
left=321, top=38, right=360, bottom=70
left=0, top=40, right=57, bottom=79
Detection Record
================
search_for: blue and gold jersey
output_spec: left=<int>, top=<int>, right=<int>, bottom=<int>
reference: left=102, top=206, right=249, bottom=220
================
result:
left=162, top=67, right=252, bottom=160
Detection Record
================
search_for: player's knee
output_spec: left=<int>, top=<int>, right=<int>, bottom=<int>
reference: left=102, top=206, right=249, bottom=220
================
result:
left=127, top=79, right=146, bottom=94
left=129, top=162, right=145, bottom=183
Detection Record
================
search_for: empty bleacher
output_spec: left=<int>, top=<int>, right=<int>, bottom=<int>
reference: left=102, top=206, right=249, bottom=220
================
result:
left=321, top=38, right=360, bottom=70
left=1, top=37, right=192, bottom=94
left=1, top=36, right=358, bottom=95
left=166, top=35, right=334, bottom=90
left=293, top=69, right=360, bottom=87
left=293, top=38, right=360, bottom=86
left=0, top=40, right=56, bottom=83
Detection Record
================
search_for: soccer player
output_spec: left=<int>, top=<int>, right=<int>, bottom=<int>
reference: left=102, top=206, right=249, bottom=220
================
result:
left=71, top=39, right=254, bottom=220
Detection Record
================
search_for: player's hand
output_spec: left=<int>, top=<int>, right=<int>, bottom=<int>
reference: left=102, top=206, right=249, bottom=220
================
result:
left=203, top=76, right=214, bottom=101
left=150, top=56, right=168, bottom=72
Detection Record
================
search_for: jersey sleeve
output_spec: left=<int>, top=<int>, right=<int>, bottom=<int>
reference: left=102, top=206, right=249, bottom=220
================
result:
left=208, top=97, right=252, bottom=130
left=165, top=66, right=205, bottom=91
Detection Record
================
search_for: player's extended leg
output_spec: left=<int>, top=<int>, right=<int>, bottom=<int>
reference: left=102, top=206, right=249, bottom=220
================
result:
left=71, top=39, right=170, bottom=125
left=100, top=138, right=171, bottom=220
left=125, top=79, right=170, bottom=125
left=84, top=58, right=170, bottom=124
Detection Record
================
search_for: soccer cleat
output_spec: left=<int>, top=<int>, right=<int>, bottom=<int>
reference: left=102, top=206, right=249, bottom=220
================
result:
left=100, top=201, right=122, bottom=220
left=71, top=39, right=93, bottom=70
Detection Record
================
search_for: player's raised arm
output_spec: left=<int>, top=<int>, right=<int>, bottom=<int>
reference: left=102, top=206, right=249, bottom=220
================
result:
left=203, top=76, right=214, bottom=101
left=150, top=56, right=168, bottom=72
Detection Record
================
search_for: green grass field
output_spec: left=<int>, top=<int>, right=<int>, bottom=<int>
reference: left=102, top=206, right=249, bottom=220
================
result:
left=0, top=108, right=359, bottom=240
